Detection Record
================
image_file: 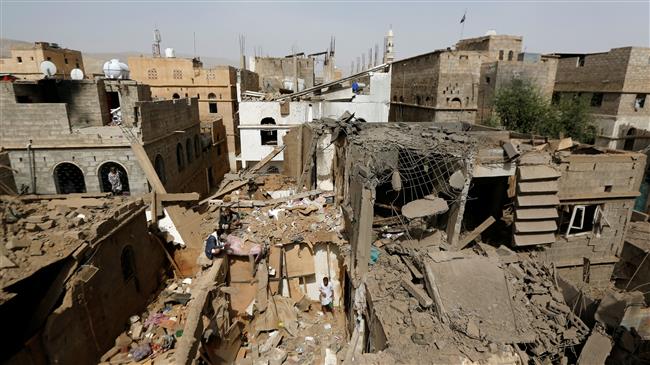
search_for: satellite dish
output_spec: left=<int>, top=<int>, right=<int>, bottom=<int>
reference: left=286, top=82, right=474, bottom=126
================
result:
left=40, top=61, right=57, bottom=78
left=70, top=68, right=84, bottom=80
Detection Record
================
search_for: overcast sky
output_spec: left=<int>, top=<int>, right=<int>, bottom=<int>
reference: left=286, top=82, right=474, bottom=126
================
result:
left=1, top=1, right=648, bottom=73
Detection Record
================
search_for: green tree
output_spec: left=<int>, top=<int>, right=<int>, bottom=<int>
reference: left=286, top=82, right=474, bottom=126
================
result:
left=491, top=79, right=595, bottom=143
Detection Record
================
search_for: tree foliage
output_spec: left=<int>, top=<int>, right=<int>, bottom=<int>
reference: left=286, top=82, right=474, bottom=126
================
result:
left=491, top=79, right=596, bottom=143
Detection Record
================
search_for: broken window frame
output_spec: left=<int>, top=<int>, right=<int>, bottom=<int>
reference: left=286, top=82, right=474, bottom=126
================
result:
left=562, top=204, right=606, bottom=238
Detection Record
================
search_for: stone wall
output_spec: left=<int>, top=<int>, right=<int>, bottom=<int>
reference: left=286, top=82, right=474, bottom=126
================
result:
left=56, top=80, right=109, bottom=127
left=252, top=56, right=314, bottom=92
left=41, top=206, right=166, bottom=365
left=8, top=147, right=149, bottom=195
left=555, top=47, right=635, bottom=93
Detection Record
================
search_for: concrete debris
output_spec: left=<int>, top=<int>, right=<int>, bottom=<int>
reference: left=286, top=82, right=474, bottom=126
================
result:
left=401, top=197, right=449, bottom=219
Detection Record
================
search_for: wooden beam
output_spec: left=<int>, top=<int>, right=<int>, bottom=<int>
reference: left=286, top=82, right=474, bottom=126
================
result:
left=457, top=216, right=496, bottom=250
left=158, top=192, right=200, bottom=202
left=248, top=145, right=285, bottom=174
left=401, top=278, right=433, bottom=308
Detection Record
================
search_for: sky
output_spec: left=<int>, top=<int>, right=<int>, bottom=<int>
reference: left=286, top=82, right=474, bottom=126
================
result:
left=1, top=0, right=649, bottom=73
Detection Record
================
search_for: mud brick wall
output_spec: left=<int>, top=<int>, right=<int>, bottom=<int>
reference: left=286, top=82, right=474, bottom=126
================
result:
left=41, top=207, right=166, bottom=364
left=555, top=48, right=632, bottom=93
left=557, top=153, right=647, bottom=196
left=138, top=97, right=200, bottom=143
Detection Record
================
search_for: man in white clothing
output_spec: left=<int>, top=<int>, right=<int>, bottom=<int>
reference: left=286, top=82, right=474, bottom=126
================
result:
left=319, top=276, right=334, bottom=315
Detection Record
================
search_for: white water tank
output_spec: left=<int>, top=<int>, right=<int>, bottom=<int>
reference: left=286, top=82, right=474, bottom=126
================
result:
left=165, top=48, right=175, bottom=58
left=103, top=59, right=130, bottom=79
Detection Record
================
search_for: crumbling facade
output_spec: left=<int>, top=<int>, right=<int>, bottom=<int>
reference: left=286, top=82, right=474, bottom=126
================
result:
left=250, top=55, right=315, bottom=92
left=128, top=56, right=259, bottom=171
left=553, top=47, right=650, bottom=151
left=0, top=41, right=85, bottom=80
left=0, top=78, right=227, bottom=196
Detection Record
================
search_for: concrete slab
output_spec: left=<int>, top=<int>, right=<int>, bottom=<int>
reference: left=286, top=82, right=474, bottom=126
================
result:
left=515, top=208, right=559, bottom=220
left=514, top=220, right=558, bottom=233
left=518, top=166, right=561, bottom=181
left=516, top=194, right=560, bottom=207
left=513, top=233, right=556, bottom=246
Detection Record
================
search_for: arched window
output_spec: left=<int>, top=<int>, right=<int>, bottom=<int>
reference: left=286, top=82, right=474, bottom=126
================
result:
left=508, top=51, right=514, bottom=61
left=172, top=93, right=180, bottom=99
left=186, top=139, right=193, bottom=164
left=121, top=245, right=136, bottom=282
left=208, top=93, right=218, bottom=113
left=98, top=162, right=130, bottom=194
left=260, top=117, right=277, bottom=146
left=499, top=50, right=504, bottom=60
left=154, top=154, right=166, bottom=184
left=194, top=135, right=201, bottom=157
left=176, top=143, right=185, bottom=171
left=53, top=162, right=86, bottom=194
left=451, top=97, right=462, bottom=108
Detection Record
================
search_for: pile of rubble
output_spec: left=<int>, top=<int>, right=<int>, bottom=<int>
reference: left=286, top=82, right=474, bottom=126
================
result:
left=100, top=277, right=194, bottom=364
left=1, top=195, right=143, bottom=291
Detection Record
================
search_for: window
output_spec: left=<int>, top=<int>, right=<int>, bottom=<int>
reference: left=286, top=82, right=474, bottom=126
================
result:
left=154, top=154, right=166, bottom=184
left=577, top=56, right=585, bottom=67
left=559, top=205, right=605, bottom=237
left=399, top=96, right=404, bottom=102
left=260, top=117, right=278, bottom=145
left=459, top=55, right=468, bottom=63
left=208, top=93, right=218, bottom=113
left=46, top=57, right=51, bottom=61
left=30, top=56, right=34, bottom=61
left=176, top=143, right=185, bottom=171
left=120, top=245, right=136, bottom=282
left=16, top=56, right=22, bottom=63
left=172, top=93, right=180, bottom=99
left=64, top=58, right=68, bottom=64
left=508, top=51, right=514, bottom=61
left=485, top=76, right=491, bottom=84
left=635, top=94, right=646, bottom=111
left=173, top=69, right=183, bottom=79
left=499, top=50, right=504, bottom=60
left=75, top=63, right=80, bottom=68
left=186, top=139, right=193, bottom=164
left=147, top=68, right=158, bottom=80
left=590, top=93, right=604, bottom=107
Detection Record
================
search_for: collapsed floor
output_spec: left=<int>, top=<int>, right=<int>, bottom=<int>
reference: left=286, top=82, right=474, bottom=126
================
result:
left=2, top=118, right=650, bottom=365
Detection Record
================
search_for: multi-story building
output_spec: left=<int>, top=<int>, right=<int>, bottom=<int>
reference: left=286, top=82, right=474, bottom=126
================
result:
left=0, top=41, right=85, bottom=80
left=0, top=77, right=228, bottom=196
left=389, top=34, right=557, bottom=124
left=553, top=47, right=650, bottom=151
left=128, top=55, right=259, bottom=171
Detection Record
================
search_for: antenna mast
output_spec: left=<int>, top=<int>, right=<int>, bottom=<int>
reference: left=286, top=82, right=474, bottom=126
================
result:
left=152, top=28, right=162, bottom=57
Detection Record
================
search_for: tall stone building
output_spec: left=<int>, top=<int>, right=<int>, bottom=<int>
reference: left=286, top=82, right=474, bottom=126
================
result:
left=389, top=34, right=557, bottom=124
left=128, top=55, right=259, bottom=171
left=553, top=47, right=650, bottom=151
left=0, top=78, right=227, bottom=196
left=0, top=41, right=85, bottom=80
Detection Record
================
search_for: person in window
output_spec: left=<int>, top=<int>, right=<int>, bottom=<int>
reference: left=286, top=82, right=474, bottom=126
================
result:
left=108, top=167, right=122, bottom=195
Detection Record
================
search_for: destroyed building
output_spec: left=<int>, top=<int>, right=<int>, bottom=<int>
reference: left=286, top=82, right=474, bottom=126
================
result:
left=282, top=117, right=648, bottom=363
left=0, top=41, right=85, bottom=80
left=250, top=54, right=316, bottom=93
left=128, top=55, right=260, bottom=171
left=2, top=111, right=650, bottom=364
left=389, top=34, right=558, bottom=124
left=0, top=77, right=227, bottom=196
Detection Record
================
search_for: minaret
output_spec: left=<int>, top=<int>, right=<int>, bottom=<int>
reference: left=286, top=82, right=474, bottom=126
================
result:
left=383, top=27, right=395, bottom=63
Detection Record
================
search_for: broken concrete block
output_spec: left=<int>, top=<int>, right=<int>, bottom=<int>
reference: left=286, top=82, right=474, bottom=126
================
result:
left=449, top=170, right=466, bottom=190
left=24, top=215, right=47, bottom=223
left=24, top=223, right=40, bottom=232
left=36, top=220, right=55, bottom=230
left=402, top=198, right=449, bottom=219
left=6, top=237, right=31, bottom=251
left=28, top=241, right=44, bottom=256
left=0, top=255, right=18, bottom=269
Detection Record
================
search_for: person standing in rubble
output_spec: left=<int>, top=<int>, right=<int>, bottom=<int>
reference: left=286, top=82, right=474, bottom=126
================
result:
left=108, top=167, right=122, bottom=196
left=319, top=277, right=334, bottom=316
